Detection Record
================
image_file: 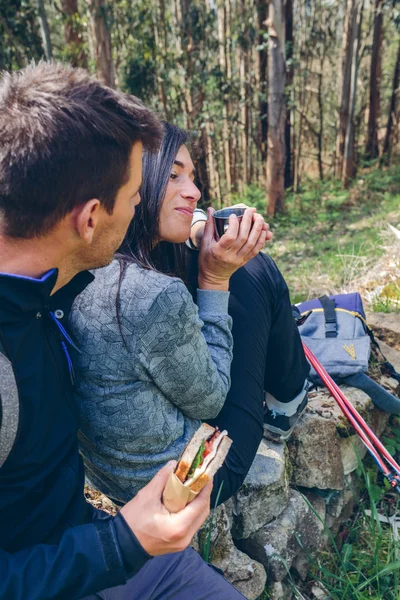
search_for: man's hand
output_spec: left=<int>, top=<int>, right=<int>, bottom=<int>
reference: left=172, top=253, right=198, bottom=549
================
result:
left=120, top=461, right=212, bottom=556
left=197, top=207, right=269, bottom=291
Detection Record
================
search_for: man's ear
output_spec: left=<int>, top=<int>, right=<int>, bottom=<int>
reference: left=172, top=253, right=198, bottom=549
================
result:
left=74, top=199, right=101, bottom=244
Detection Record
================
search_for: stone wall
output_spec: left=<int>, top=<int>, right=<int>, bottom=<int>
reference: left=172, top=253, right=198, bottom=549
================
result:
left=193, top=378, right=398, bottom=599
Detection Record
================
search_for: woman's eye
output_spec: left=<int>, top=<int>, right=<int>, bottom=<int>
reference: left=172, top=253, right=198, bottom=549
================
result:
left=170, top=172, right=178, bottom=180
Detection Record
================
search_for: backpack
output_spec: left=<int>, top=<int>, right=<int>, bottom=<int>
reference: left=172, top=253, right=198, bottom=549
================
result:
left=294, top=293, right=400, bottom=415
left=0, top=340, right=19, bottom=468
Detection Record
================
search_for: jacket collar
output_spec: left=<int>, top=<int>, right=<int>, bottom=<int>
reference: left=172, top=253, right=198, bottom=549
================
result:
left=0, top=268, right=94, bottom=323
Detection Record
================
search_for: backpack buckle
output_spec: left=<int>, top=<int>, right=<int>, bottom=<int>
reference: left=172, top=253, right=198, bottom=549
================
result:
left=295, top=310, right=312, bottom=326
left=325, top=321, right=338, bottom=338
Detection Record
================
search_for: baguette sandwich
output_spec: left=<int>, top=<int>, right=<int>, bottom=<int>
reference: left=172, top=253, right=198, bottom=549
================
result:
left=175, top=423, right=232, bottom=493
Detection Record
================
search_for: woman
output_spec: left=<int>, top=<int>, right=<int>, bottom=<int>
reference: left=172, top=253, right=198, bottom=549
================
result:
left=70, top=124, right=309, bottom=506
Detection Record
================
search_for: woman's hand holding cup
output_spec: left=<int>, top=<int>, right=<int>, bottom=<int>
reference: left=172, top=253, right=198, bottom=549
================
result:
left=197, top=206, right=270, bottom=291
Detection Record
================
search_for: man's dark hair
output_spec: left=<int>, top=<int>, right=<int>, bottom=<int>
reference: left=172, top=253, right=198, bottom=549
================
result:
left=0, top=62, right=162, bottom=238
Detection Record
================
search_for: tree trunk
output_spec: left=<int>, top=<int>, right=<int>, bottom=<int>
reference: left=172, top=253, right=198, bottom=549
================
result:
left=317, top=69, right=324, bottom=181
left=365, top=0, right=383, bottom=160
left=61, top=0, right=88, bottom=68
left=381, top=39, right=400, bottom=165
left=174, top=0, right=189, bottom=127
left=217, top=1, right=232, bottom=198
left=266, top=0, right=286, bottom=217
left=284, top=0, right=293, bottom=189
left=205, top=119, right=222, bottom=207
left=88, top=0, right=115, bottom=88
left=257, top=0, right=268, bottom=183
left=240, top=46, right=248, bottom=191
left=196, top=126, right=211, bottom=203
left=336, top=0, right=356, bottom=179
left=36, top=0, right=52, bottom=60
left=343, top=0, right=364, bottom=186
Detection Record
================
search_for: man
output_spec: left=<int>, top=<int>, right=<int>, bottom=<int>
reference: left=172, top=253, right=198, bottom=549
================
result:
left=0, top=62, right=246, bottom=600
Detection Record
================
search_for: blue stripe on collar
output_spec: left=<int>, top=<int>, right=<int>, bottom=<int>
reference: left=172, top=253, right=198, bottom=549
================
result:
left=0, top=269, right=57, bottom=283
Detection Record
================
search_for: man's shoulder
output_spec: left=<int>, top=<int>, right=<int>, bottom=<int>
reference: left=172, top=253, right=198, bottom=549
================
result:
left=0, top=341, right=19, bottom=468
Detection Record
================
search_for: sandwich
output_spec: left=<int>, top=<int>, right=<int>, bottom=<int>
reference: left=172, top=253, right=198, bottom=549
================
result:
left=174, top=423, right=232, bottom=493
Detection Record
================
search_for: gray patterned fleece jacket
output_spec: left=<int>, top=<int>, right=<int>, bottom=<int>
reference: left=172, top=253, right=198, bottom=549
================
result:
left=69, top=259, right=233, bottom=503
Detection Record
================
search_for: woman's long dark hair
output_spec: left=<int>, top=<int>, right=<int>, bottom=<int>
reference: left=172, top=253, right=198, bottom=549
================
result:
left=117, top=122, right=190, bottom=281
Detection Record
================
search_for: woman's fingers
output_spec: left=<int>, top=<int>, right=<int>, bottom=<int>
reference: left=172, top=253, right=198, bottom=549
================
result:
left=216, top=213, right=241, bottom=249
left=217, top=208, right=256, bottom=251
left=236, top=213, right=266, bottom=257
left=230, top=208, right=256, bottom=250
left=243, top=229, right=268, bottom=261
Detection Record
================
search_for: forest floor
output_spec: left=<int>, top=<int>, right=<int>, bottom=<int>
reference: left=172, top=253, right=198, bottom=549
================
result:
left=268, top=162, right=400, bottom=310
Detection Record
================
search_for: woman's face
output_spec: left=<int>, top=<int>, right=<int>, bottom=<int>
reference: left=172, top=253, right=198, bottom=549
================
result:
left=158, top=145, right=201, bottom=243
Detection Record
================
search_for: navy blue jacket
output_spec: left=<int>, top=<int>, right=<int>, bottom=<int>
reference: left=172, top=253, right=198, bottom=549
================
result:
left=0, top=270, right=151, bottom=599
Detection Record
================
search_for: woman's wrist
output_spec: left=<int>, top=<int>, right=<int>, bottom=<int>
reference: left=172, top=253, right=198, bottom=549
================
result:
left=198, top=273, right=229, bottom=291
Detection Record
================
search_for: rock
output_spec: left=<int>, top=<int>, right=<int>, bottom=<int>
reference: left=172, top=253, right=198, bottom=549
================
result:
left=288, top=386, right=389, bottom=489
left=237, top=490, right=325, bottom=583
left=324, top=474, right=357, bottom=534
left=196, top=503, right=267, bottom=599
left=366, top=312, right=400, bottom=336
left=381, top=375, right=400, bottom=393
left=311, top=583, right=330, bottom=599
left=232, top=439, right=289, bottom=539
left=287, top=407, right=344, bottom=490
left=268, top=581, right=293, bottom=600
left=375, top=340, right=400, bottom=374
left=340, top=435, right=366, bottom=475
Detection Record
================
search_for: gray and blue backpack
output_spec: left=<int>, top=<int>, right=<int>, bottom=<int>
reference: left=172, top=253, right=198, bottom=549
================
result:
left=294, top=293, right=400, bottom=414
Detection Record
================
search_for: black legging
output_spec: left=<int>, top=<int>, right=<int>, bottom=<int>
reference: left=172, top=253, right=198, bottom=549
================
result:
left=186, top=252, right=310, bottom=506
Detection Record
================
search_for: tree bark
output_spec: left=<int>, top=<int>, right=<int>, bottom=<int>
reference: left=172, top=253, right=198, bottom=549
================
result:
left=36, top=0, right=52, bottom=60
left=205, top=119, right=222, bottom=207
left=284, top=0, right=293, bottom=189
left=266, top=0, right=286, bottom=216
left=381, top=38, right=400, bottom=165
left=257, top=0, right=268, bottom=182
left=88, top=0, right=115, bottom=88
left=240, top=46, right=248, bottom=190
left=336, top=0, right=356, bottom=179
left=61, top=0, right=88, bottom=68
left=343, top=0, right=364, bottom=186
left=365, top=0, right=383, bottom=160
left=217, top=1, right=232, bottom=198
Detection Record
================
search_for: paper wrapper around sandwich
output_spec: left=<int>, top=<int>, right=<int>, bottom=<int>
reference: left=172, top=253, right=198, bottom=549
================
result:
left=162, top=472, right=199, bottom=513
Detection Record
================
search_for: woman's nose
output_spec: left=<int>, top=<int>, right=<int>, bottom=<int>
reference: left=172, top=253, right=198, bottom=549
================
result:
left=182, top=180, right=201, bottom=202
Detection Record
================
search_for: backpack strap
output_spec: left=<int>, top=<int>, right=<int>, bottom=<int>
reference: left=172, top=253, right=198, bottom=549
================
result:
left=318, top=295, right=338, bottom=338
left=0, top=340, right=20, bottom=468
left=364, top=325, right=400, bottom=383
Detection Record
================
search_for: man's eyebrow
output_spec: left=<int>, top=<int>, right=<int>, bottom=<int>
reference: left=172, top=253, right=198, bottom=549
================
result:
left=131, top=182, right=141, bottom=196
left=173, top=160, right=196, bottom=177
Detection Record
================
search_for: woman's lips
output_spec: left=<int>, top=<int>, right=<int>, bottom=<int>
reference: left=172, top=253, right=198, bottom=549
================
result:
left=175, top=207, right=194, bottom=217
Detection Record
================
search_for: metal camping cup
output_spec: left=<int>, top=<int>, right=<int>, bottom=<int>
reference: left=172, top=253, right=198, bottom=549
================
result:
left=212, top=206, right=247, bottom=238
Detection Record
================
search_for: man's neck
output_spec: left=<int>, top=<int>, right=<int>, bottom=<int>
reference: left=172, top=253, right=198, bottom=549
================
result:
left=0, top=235, right=79, bottom=294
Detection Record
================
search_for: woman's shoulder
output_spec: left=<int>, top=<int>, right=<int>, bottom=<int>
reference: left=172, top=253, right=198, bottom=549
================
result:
left=118, top=260, right=186, bottom=298
left=78, top=258, right=181, bottom=294
left=71, top=259, right=190, bottom=329
left=82, top=259, right=190, bottom=314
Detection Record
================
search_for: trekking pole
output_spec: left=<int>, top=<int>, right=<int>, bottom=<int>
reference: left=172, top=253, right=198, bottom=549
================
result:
left=302, top=342, right=400, bottom=493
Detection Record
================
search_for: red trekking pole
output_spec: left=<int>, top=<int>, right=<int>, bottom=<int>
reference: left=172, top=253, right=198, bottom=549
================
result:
left=302, top=341, right=400, bottom=494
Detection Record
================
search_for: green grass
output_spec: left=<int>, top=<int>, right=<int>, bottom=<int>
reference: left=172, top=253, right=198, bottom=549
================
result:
left=257, top=447, right=400, bottom=600
left=238, top=163, right=400, bottom=304
left=302, top=457, right=400, bottom=600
